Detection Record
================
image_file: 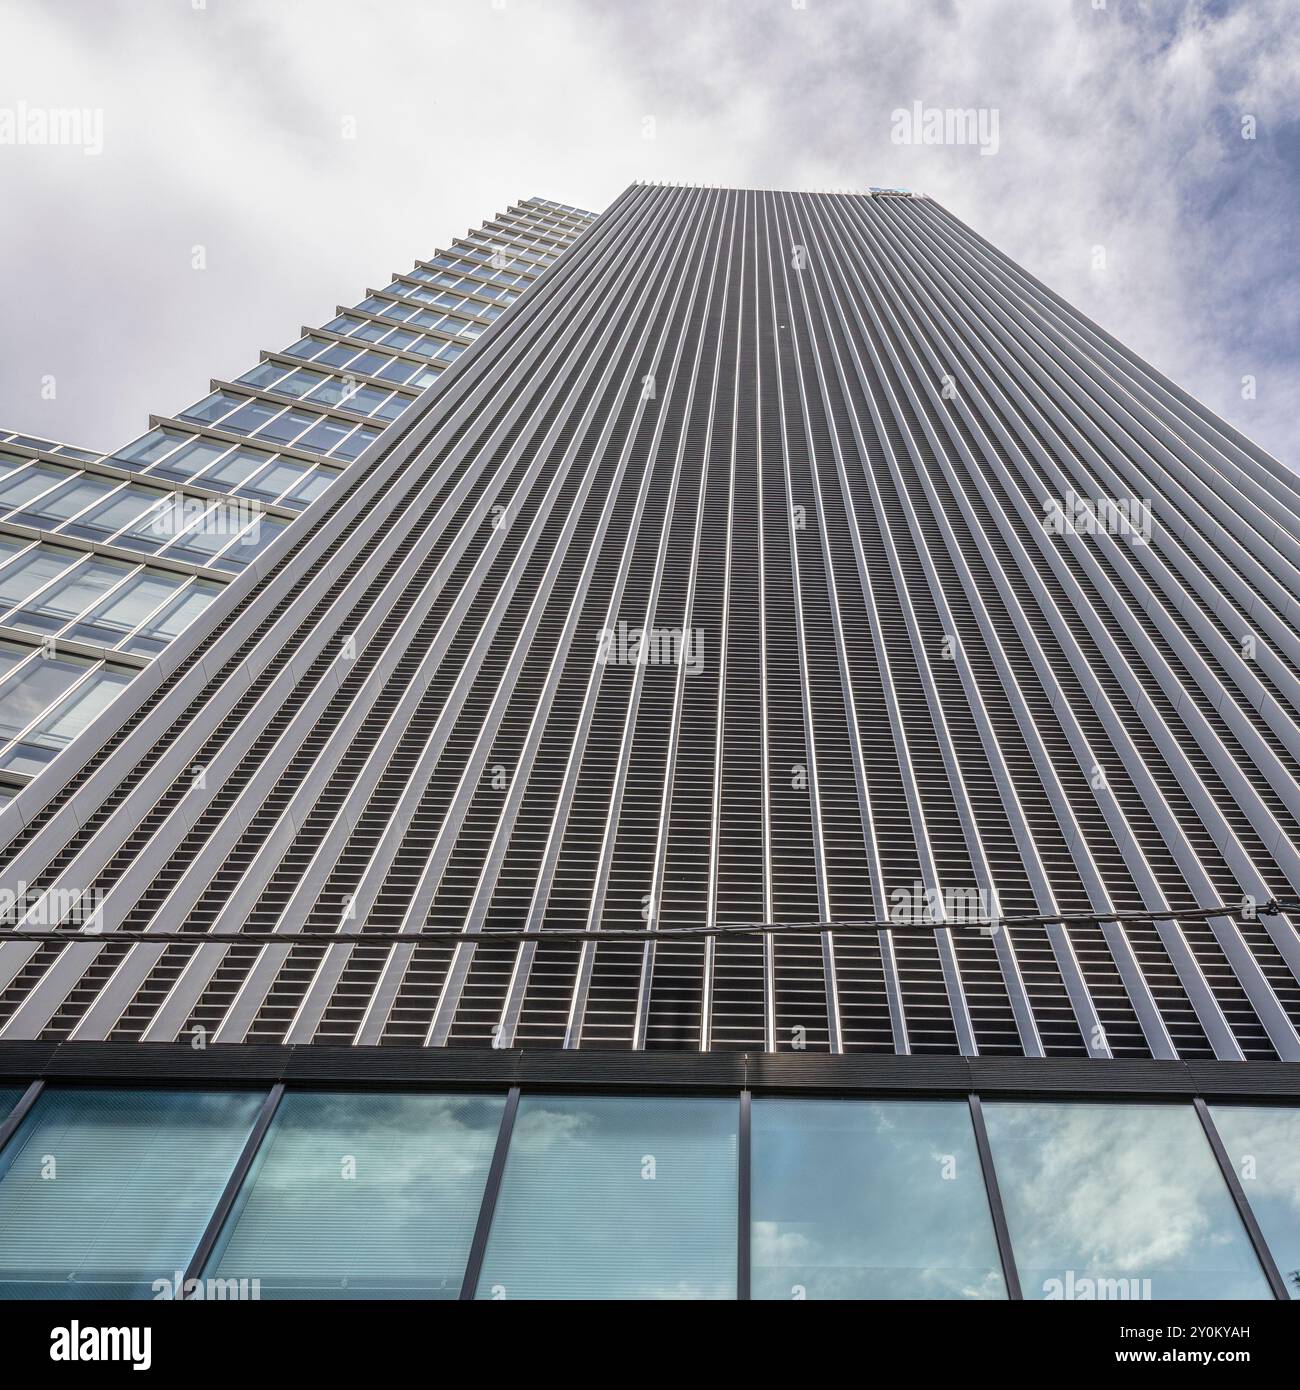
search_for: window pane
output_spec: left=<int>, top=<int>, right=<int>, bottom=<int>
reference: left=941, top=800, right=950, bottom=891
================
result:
left=751, top=1098, right=1006, bottom=1300
left=0, top=546, right=79, bottom=610
left=6, top=557, right=133, bottom=633
left=213, top=517, right=286, bottom=571
left=236, top=361, right=285, bottom=390
left=149, top=436, right=228, bottom=483
left=119, top=581, right=222, bottom=655
left=274, top=368, right=329, bottom=399
left=61, top=484, right=166, bottom=543
left=984, top=1101, right=1271, bottom=1300
left=298, top=417, right=354, bottom=455
left=281, top=469, right=336, bottom=509
left=343, top=349, right=383, bottom=375
left=283, top=336, right=326, bottom=359
left=180, top=392, right=244, bottom=425
left=0, top=449, right=31, bottom=474
left=12, top=475, right=116, bottom=528
left=0, top=664, right=134, bottom=775
left=303, top=376, right=350, bottom=407
left=0, top=1091, right=21, bottom=1121
left=159, top=504, right=230, bottom=563
left=0, top=463, right=74, bottom=511
left=221, top=399, right=281, bottom=435
left=202, top=446, right=277, bottom=491
left=204, top=1091, right=504, bottom=1299
left=0, top=1087, right=265, bottom=1299
left=253, top=409, right=314, bottom=444
left=374, top=395, right=408, bottom=422
left=66, top=570, right=185, bottom=647
left=112, top=427, right=189, bottom=466
left=347, top=386, right=390, bottom=416
left=235, top=459, right=307, bottom=501
left=331, top=425, right=378, bottom=461
left=1210, top=1105, right=1300, bottom=1298
left=477, top=1095, right=737, bottom=1299
left=0, top=652, right=91, bottom=739
left=25, top=664, right=133, bottom=743
left=148, top=582, right=222, bottom=637
left=113, top=495, right=188, bottom=552
left=375, top=357, right=416, bottom=385
left=0, top=641, right=28, bottom=684
left=317, top=342, right=359, bottom=369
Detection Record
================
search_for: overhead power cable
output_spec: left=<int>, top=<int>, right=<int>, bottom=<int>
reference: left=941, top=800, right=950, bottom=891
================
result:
left=0, top=899, right=1296, bottom=946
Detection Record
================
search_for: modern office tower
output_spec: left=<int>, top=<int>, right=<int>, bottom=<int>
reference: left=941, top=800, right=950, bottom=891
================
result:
left=0, top=199, right=592, bottom=808
left=0, top=184, right=1298, bottom=1301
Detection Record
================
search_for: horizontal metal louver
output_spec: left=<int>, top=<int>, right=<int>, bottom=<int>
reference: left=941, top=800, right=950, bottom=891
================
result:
left=0, top=185, right=1297, bottom=1069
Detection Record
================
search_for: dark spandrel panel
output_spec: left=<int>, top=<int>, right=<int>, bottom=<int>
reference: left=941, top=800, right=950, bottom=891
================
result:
left=476, top=1094, right=738, bottom=1299
left=0, top=1087, right=264, bottom=1300
left=1209, top=1103, right=1300, bottom=1298
left=204, top=1091, right=504, bottom=1299
left=983, top=1100, right=1272, bottom=1301
left=750, top=1097, right=1005, bottom=1299
left=0, top=1089, right=22, bottom=1121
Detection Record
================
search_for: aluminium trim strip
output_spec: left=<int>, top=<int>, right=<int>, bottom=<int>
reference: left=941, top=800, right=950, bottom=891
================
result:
left=491, top=194, right=730, bottom=1050
left=864, top=202, right=1300, bottom=1052
left=564, top=189, right=731, bottom=1048
left=630, top=193, right=741, bottom=1051
left=372, top=190, right=725, bottom=1047
left=920, top=200, right=1300, bottom=516
left=777, top=191, right=978, bottom=1056
left=900, top=204, right=1300, bottom=775
left=843, top=195, right=1244, bottom=1059
left=130, top=188, right=675, bottom=1046
left=829, top=196, right=1121, bottom=1058
left=700, top=192, right=751, bottom=1053
left=757, top=193, right=843, bottom=1054
left=295, top=193, right=703, bottom=1049
left=221, top=190, right=697, bottom=1046
left=803, top=191, right=1047, bottom=1058
left=0, top=190, right=656, bottom=1032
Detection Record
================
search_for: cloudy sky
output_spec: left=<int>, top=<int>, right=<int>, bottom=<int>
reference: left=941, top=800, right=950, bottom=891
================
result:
left=0, top=0, right=1296, bottom=470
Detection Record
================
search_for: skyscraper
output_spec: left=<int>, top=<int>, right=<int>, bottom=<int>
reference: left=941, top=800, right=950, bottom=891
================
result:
left=0, top=197, right=591, bottom=809
left=0, top=185, right=1297, bottom=1301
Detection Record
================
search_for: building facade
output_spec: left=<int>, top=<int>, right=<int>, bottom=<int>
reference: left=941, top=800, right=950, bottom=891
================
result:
left=0, top=185, right=1297, bottom=1300
left=0, top=197, right=591, bottom=807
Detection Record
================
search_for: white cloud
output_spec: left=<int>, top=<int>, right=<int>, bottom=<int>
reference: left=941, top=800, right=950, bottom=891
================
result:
left=0, top=0, right=1295, bottom=470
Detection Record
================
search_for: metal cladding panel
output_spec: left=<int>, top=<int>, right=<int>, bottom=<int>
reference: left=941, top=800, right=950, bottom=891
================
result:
left=0, top=185, right=1298, bottom=1067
